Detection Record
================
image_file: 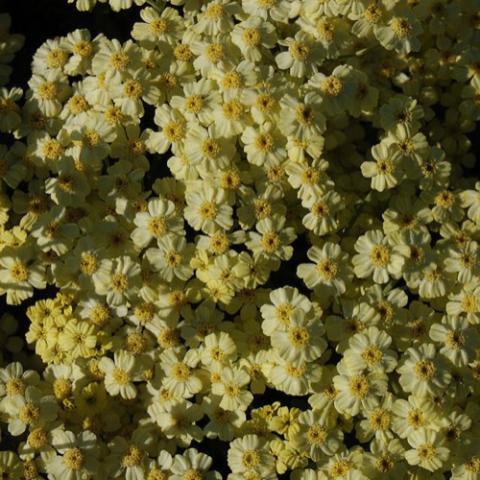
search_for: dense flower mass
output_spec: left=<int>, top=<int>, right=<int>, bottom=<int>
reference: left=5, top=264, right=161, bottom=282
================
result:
left=1, top=0, right=480, bottom=478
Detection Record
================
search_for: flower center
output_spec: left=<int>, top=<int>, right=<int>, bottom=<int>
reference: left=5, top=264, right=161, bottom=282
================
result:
left=112, top=367, right=130, bottom=385
left=415, top=359, right=436, bottom=380
left=19, top=402, right=41, bottom=424
left=349, top=375, right=370, bottom=398
left=320, top=76, right=343, bottom=96
left=185, top=95, right=203, bottom=113
left=369, top=245, right=390, bottom=267
left=202, top=139, right=220, bottom=158
left=199, top=201, right=217, bottom=219
left=110, top=52, right=129, bottom=70
left=369, top=408, right=391, bottom=430
left=242, top=450, right=260, bottom=468
left=446, top=330, right=465, bottom=349
left=316, top=259, right=338, bottom=280
left=261, top=232, right=280, bottom=253
left=288, top=326, right=310, bottom=347
left=148, top=217, right=167, bottom=236
left=10, top=261, right=28, bottom=282
left=27, top=427, right=48, bottom=450
left=417, top=443, right=436, bottom=460
left=151, top=18, right=168, bottom=34
left=307, top=425, right=327, bottom=444
left=391, top=17, right=412, bottom=37
left=64, top=448, right=84, bottom=470
left=122, top=446, right=143, bottom=467
left=38, top=81, right=57, bottom=100
left=243, top=27, right=261, bottom=47
left=361, top=346, right=383, bottom=365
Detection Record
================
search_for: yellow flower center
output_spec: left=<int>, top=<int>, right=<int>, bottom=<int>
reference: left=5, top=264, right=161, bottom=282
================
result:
left=330, top=460, right=352, bottom=477
left=38, top=81, right=58, bottom=100
left=254, top=133, right=274, bottom=152
left=295, top=105, right=314, bottom=125
left=174, top=44, right=193, bottom=61
left=376, top=455, right=393, bottom=473
left=123, top=79, right=143, bottom=98
left=148, top=469, right=168, bottom=480
left=391, top=17, right=412, bottom=38
left=415, top=359, right=436, bottom=380
left=407, top=409, right=425, bottom=427
left=417, top=443, right=436, bottom=461
left=286, top=362, right=306, bottom=377
left=221, top=170, right=241, bottom=190
left=317, top=19, right=335, bottom=42
left=10, top=261, right=29, bottom=282
left=254, top=199, right=272, bottom=219
left=364, top=4, right=382, bottom=23
left=112, top=367, right=130, bottom=385
left=42, top=139, right=63, bottom=160
left=90, top=304, right=110, bottom=326
left=202, top=139, right=220, bottom=158
left=209, top=231, right=230, bottom=254
left=206, top=43, right=224, bottom=62
left=105, top=105, right=124, bottom=124
left=150, top=18, right=168, bottom=34
left=27, top=427, right=48, bottom=450
left=111, top=273, right=128, bottom=292
left=84, top=129, right=100, bottom=146
left=307, top=424, right=328, bottom=444
left=369, top=408, right=391, bottom=431
left=224, top=382, right=240, bottom=397
left=276, top=303, right=293, bottom=324
left=199, top=201, right=217, bottom=219
left=349, top=375, right=370, bottom=398
left=148, top=216, right=167, bottom=236
left=172, top=362, right=190, bottom=381
left=243, top=28, right=261, bottom=47
left=53, top=378, right=72, bottom=400
left=377, top=159, right=394, bottom=174
left=257, top=0, right=275, bottom=7
left=73, top=40, right=93, bottom=57
left=205, top=3, right=224, bottom=18
left=67, top=94, right=89, bottom=114
left=182, top=470, right=203, bottom=480
left=435, top=191, right=455, bottom=209
left=289, top=41, right=310, bottom=61
left=164, top=250, right=181, bottom=267
left=129, top=139, right=146, bottom=156
left=256, top=93, right=276, bottom=112
left=109, top=51, right=129, bottom=70
left=64, top=448, right=84, bottom=470
left=361, top=346, right=383, bottom=365
left=261, top=231, right=280, bottom=253
left=288, top=326, right=310, bottom=347
left=320, top=76, right=343, bottom=96
left=222, top=99, right=244, bottom=119
left=164, top=121, right=185, bottom=142
left=369, top=245, right=390, bottom=267
left=6, top=378, right=26, bottom=396
left=185, top=95, right=203, bottom=113
left=312, top=201, right=330, bottom=217
left=446, top=330, right=465, bottom=349
left=122, top=446, right=143, bottom=467
left=242, top=451, right=260, bottom=468
left=47, top=49, right=68, bottom=68
left=316, top=259, right=338, bottom=281
left=157, top=328, right=180, bottom=348
left=19, top=402, right=41, bottom=424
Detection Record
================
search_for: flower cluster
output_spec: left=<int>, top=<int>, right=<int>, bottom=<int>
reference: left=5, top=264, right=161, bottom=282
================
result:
left=1, top=0, right=480, bottom=478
